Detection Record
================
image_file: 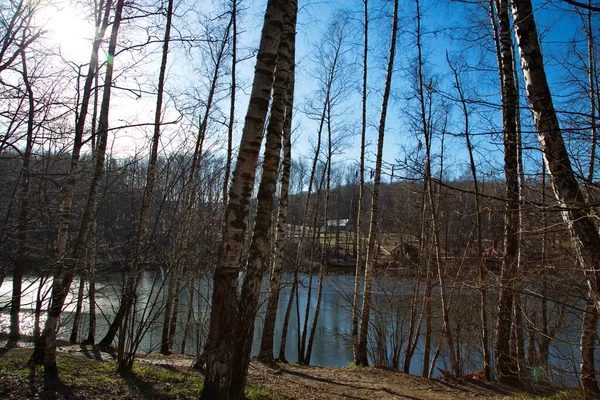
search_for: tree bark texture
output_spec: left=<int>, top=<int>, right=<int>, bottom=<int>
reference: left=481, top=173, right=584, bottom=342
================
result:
left=232, top=7, right=296, bottom=389
left=496, top=0, right=521, bottom=384
left=580, top=298, right=599, bottom=393
left=8, top=47, right=34, bottom=346
left=258, top=62, right=295, bottom=364
left=200, top=0, right=290, bottom=398
left=32, top=0, right=114, bottom=365
left=357, top=0, right=398, bottom=367
left=512, top=0, right=600, bottom=391
left=352, top=0, right=368, bottom=365
left=40, top=0, right=125, bottom=377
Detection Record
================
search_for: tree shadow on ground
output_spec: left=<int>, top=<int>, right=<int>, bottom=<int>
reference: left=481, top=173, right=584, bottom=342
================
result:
left=0, top=346, right=10, bottom=358
left=123, top=372, right=166, bottom=399
left=435, top=377, right=556, bottom=398
left=280, top=368, right=420, bottom=400
left=42, top=376, right=82, bottom=400
left=20, top=361, right=82, bottom=400
left=78, top=344, right=104, bottom=361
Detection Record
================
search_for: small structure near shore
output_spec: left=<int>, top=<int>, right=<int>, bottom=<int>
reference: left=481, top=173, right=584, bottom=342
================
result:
left=390, top=242, right=419, bottom=264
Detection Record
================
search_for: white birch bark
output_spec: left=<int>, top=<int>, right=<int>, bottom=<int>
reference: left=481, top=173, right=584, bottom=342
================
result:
left=200, top=0, right=288, bottom=398
left=511, top=0, right=600, bottom=391
left=357, top=0, right=398, bottom=366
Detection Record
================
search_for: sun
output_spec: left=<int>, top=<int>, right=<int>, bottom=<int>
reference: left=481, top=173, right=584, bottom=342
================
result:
left=41, top=2, right=95, bottom=63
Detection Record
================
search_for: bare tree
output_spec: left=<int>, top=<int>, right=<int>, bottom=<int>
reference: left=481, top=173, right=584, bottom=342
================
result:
left=257, top=24, right=296, bottom=365
left=30, top=0, right=114, bottom=360
left=7, top=45, right=35, bottom=346
left=0, top=0, right=43, bottom=77
left=229, top=3, right=296, bottom=394
left=352, top=0, right=369, bottom=365
left=113, top=0, right=175, bottom=372
left=356, top=0, right=398, bottom=367
left=495, top=0, right=521, bottom=384
left=222, top=0, right=238, bottom=217
left=278, top=11, right=350, bottom=364
left=511, top=0, right=600, bottom=393
left=33, top=0, right=126, bottom=378
left=200, top=0, right=292, bottom=397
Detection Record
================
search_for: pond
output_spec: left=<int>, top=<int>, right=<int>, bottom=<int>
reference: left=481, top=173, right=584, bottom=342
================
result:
left=0, top=271, right=586, bottom=386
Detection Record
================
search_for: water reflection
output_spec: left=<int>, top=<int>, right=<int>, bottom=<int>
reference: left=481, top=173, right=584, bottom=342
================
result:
left=0, top=272, right=586, bottom=385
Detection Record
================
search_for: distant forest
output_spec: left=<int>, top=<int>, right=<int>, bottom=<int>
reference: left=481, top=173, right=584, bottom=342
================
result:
left=1, top=0, right=600, bottom=399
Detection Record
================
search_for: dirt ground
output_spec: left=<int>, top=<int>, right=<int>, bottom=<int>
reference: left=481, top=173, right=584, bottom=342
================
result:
left=141, top=351, right=557, bottom=399
left=0, top=344, right=565, bottom=399
left=246, top=361, right=553, bottom=400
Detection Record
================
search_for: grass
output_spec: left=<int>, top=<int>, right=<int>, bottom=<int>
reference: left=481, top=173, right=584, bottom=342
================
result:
left=0, top=348, right=284, bottom=399
left=246, top=385, right=285, bottom=400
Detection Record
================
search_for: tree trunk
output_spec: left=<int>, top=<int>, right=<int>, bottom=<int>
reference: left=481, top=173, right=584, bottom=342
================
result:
left=102, top=0, right=216, bottom=349
left=278, top=272, right=297, bottom=364
left=300, top=170, right=327, bottom=362
left=305, top=100, right=334, bottom=365
left=447, top=53, right=491, bottom=380
left=357, top=0, right=398, bottom=367
left=36, top=0, right=125, bottom=378
left=161, top=267, right=176, bottom=354
left=69, top=272, right=86, bottom=343
left=584, top=5, right=597, bottom=183
left=85, top=222, right=97, bottom=345
left=7, top=47, right=34, bottom=346
left=352, top=0, right=368, bottom=365
left=415, top=0, right=458, bottom=375
left=403, top=276, right=422, bottom=374
left=31, top=0, right=114, bottom=366
left=84, top=69, right=101, bottom=347
left=200, top=0, right=288, bottom=398
left=32, top=274, right=48, bottom=343
left=511, top=0, right=600, bottom=391
left=167, top=265, right=184, bottom=353
left=258, top=65, right=294, bottom=364
left=495, top=0, right=521, bottom=384
left=420, top=189, right=432, bottom=376
left=222, top=0, right=237, bottom=216
left=226, top=3, right=295, bottom=394
left=180, top=278, right=195, bottom=355
left=580, top=298, right=599, bottom=393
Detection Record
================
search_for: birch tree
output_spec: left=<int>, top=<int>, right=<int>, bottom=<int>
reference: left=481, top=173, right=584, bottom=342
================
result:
left=352, top=0, right=369, bottom=364
left=7, top=46, right=35, bottom=346
left=257, top=32, right=296, bottom=365
left=511, top=0, right=600, bottom=393
left=115, top=0, right=175, bottom=370
left=200, top=0, right=292, bottom=397
left=447, top=54, right=492, bottom=380
left=495, top=0, right=521, bottom=384
left=34, top=0, right=126, bottom=377
left=29, top=0, right=114, bottom=356
left=356, top=0, right=398, bottom=366
left=229, top=2, right=296, bottom=394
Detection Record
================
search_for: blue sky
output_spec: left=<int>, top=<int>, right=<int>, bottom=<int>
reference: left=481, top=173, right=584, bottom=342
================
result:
left=25, top=0, right=599, bottom=185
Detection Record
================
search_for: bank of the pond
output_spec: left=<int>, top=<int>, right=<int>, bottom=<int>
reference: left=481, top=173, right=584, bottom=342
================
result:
left=0, top=272, right=587, bottom=386
left=0, top=345, right=581, bottom=400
